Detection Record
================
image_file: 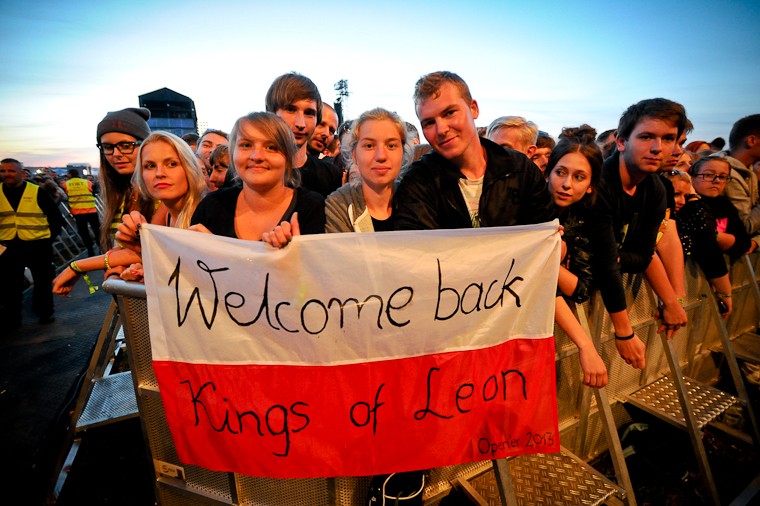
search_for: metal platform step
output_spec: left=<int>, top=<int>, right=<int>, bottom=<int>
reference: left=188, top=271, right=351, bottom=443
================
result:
left=625, top=375, right=738, bottom=430
left=469, top=449, right=625, bottom=506
left=76, top=371, right=138, bottom=431
left=711, top=332, right=760, bottom=364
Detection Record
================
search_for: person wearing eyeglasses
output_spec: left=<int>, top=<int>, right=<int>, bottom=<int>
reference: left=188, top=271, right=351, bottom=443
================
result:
left=53, top=131, right=208, bottom=295
left=95, top=107, right=157, bottom=250
left=690, top=155, right=752, bottom=259
left=663, top=155, right=749, bottom=318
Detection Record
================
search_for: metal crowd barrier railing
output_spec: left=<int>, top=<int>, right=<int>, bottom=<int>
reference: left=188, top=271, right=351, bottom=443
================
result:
left=51, top=195, right=105, bottom=270
left=99, top=253, right=760, bottom=505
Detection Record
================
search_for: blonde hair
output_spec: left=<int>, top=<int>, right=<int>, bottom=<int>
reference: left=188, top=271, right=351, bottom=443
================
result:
left=486, top=116, right=539, bottom=148
left=340, top=108, right=414, bottom=174
left=133, top=131, right=207, bottom=230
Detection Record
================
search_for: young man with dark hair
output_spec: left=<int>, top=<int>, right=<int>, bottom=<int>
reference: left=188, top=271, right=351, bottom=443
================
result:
left=265, top=72, right=342, bottom=197
left=0, top=158, right=64, bottom=331
left=196, top=129, right=228, bottom=170
left=724, top=114, right=760, bottom=245
left=590, top=98, right=688, bottom=369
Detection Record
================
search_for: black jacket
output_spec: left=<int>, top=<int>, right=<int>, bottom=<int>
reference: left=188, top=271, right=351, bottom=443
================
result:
left=393, top=137, right=556, bottom=230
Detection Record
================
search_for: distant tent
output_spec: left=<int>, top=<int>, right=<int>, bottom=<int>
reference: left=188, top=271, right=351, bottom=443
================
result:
left=139, top=87, right=198, bottom=137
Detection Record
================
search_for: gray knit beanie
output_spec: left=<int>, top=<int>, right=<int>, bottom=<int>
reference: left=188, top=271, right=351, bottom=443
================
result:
left=96, top=107, right=151, bottom=142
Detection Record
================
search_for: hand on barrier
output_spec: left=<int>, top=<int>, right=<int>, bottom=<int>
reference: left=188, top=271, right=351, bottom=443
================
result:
left=716, top=294, right=732, bottom=320
left=262, top=212, right=301, bottom=249
left=104, top=265, right=126, bottom=279
left=615, top=334, right=646, bottom=370
left=656, top=300, right=688, bottom=339
left=120, top=263, right=144, bottom=282
left=578, top=345, right=608, bottom=387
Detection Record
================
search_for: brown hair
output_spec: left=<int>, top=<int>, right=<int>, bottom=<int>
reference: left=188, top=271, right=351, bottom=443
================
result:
left=546, top=124, right=603, bottom=206
left=229, top=112, right=299, bottom=187
left=413, top=71, right=472, bottom=108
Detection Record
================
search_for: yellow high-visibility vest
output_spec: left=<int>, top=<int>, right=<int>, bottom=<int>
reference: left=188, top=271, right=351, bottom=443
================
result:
left=0, top=183, right=51, bottom=241
left=66, top=177, right=96, bottom=212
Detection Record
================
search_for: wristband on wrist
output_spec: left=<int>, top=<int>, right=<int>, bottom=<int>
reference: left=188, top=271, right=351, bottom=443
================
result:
left=716, top=293, right=732, bottom=299
left=68, top=261, right=99, bottom=295
left=677, top=297, right=685, bottom=305
left=104, top=250, right=112, bottom=271
left=615, top=331, right=635, bottom=341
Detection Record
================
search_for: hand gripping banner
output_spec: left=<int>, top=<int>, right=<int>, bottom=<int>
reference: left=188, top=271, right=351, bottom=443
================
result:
left=141, top=222, right=561, bottom=478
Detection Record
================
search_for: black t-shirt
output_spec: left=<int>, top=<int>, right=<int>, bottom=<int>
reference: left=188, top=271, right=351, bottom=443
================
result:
left=371, top=215, right=395, bottom=232
left=589, top=153, right=666, bottom=313
left=191, top=186, right=326, bottom=239
left=298, top=155, right=344, bottom=198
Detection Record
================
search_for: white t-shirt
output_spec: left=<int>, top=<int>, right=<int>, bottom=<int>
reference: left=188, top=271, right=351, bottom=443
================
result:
left=458, top=175, right=484, bottom=228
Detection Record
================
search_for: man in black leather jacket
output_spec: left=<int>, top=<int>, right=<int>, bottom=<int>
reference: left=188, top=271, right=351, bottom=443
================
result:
left=393, top=71, right=556, bottom=230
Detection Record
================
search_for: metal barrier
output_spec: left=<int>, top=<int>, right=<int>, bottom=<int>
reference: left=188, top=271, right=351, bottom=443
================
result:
left=102, top=253, right=760, bottom=505
left=51, top=195, right=105, bottom=270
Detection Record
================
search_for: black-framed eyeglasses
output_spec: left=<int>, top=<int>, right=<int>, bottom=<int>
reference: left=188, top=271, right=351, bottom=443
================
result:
left=96, top=141, right=142, bottom=155
left=695, top=173, right=732, bottom=183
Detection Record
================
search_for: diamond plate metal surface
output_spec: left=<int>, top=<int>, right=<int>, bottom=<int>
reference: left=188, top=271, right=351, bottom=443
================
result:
left=626, top=375, right=738, bottom=428
left=76, top=370, right=138, bottom=429
left=470, top=452, right=622, bottom=505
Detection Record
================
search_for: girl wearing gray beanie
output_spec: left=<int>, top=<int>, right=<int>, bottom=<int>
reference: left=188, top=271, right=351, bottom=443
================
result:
left=95, top=107, right=156, bottom=250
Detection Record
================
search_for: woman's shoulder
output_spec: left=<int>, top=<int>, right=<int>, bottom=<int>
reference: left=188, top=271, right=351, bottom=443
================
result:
left=326, top=182, right=362, bottom=204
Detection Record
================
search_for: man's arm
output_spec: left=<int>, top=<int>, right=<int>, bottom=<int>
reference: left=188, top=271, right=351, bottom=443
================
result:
left=725, top=171, right=760, bottom=235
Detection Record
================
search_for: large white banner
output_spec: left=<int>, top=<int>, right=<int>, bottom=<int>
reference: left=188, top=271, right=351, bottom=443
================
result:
left=141, top=222, right=560, bottom=478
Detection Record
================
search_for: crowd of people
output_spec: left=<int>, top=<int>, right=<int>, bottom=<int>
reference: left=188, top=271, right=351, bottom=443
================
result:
left=2, top=71, right=760, bottom=388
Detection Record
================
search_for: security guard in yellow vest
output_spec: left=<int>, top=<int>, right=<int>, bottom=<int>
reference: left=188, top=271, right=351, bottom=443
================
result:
left=0, top=159, right=63, bottom=332
left=63, top=168, right=101, bottom=256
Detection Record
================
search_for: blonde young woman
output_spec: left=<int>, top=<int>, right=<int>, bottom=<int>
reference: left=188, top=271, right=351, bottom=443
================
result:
left=325, top=108, right=413, bottom=233
left=53, top=131, right=207, bottom=294
left=320, top=106, right=423, bottom=506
